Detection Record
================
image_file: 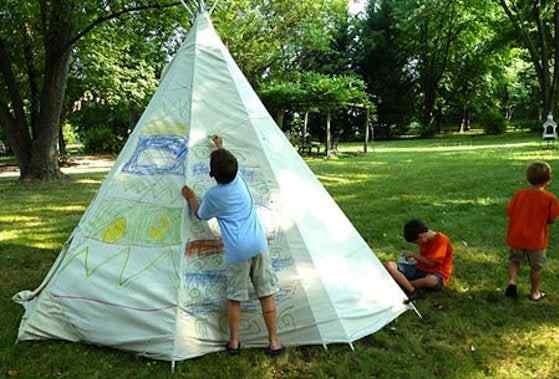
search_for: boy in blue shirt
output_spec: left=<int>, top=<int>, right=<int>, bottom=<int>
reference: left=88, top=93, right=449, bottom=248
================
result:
left=181, top=136, right=283, bottom=356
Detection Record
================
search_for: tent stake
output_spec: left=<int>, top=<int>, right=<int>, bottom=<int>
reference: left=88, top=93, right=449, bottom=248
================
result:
left=348, top=342, right=355, bottom=351
left=171, top=360, right=176, bottom=373
left=322, top=343, right=328, bottom=351
left=408, top=302, right=423, bottom=319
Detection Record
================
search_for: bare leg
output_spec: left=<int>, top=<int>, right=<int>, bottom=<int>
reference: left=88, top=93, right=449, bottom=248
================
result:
left=508, top=261, right=520, bottom=285
left=384, top=261, right=415, bottom=292
left=227, top=300, right=241, bottom=348
left=259, top=295, right=282, bottom=350
left=411, top=275, right=440, bottom=289
left=529, top=269, right=542, bottom=299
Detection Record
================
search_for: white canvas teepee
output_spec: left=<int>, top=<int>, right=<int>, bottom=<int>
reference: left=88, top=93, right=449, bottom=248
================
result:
left=14, top=11, right=410, bottom=361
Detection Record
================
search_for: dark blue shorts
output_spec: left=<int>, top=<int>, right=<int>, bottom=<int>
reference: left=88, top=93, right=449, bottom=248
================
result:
left=397, top=262, right=443, bottom=290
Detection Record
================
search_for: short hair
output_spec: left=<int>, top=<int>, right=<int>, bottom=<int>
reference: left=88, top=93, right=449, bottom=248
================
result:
left=527, top=161, right=551, bottom=186
left=210, top=148, right=238, bottom=184
left=403, top=219, right=428, bottom=243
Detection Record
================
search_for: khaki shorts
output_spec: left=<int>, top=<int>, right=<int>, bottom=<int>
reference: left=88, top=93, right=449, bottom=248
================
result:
left=225, top=253, right=278, bottom=302
left=509, top=249, right=546, bottom=271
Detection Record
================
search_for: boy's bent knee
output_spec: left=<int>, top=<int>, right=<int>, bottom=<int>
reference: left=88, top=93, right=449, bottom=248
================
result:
left=425, top=274, right=443, bottom=290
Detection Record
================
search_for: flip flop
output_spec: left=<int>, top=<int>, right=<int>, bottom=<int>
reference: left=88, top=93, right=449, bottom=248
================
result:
left=225, top=342, right=241, bottom=355
left=265, top=345, right=285, bottom=357
left=529, top=292, right=546, bottom=302
left=505, top=284, right=518, bottom=299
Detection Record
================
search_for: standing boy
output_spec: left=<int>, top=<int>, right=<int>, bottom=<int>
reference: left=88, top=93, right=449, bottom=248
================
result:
left=181, top=136, right=283, bottom=355
left=505, top=161, right=559, bottom=301
left=384, top=219, right=454, bottom=300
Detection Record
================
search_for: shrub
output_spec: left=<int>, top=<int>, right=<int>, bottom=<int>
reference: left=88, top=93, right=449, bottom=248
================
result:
left=480, top=112, right=507, bottom=135
left=81, top=127, right=124, bottom=154
left=62, top=123, right=79, bottom=145
left=511, top=119, right=540, bottom=132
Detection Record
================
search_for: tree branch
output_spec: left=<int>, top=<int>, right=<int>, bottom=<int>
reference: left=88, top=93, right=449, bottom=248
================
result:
left=499, top=0, right=546, bottom=86
left=61, top=1, right=183, bottom=54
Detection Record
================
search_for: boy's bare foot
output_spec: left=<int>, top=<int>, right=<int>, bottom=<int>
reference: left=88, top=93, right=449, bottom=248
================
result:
left=528, top=292, right=546, bottom=302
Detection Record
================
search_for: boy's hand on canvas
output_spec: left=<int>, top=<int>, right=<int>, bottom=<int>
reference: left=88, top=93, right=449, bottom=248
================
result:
left=212, top=135, right=223, bottom=149
left=181, top=185, right=196, bottom=200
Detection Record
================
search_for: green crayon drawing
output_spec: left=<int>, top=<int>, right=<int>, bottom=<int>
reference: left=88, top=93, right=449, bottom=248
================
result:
left=56, top=241, right=181, bottom=287
left=80, top=198, right=182, bottom=247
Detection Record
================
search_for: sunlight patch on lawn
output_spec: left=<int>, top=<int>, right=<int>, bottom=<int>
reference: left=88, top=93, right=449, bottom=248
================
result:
left=509, top=151, right=559, bottom=161
left=372, top=141, right=539, bottom=154
left=42, top=205, right=86, bottom=213
left=0, top=215, right=42, bottom=223
left=75, top=178, right=103, bottom=185
left=433, top=197, right=504, bottom=207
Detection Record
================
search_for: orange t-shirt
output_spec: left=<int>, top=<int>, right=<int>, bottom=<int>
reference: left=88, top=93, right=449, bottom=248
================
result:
left=416, top=232, right=453, bottom=285
left=506, top=188, right=559, bottom=250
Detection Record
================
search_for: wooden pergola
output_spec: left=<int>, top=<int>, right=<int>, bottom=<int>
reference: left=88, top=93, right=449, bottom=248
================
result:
left=276, top=102, right=373, bottom=157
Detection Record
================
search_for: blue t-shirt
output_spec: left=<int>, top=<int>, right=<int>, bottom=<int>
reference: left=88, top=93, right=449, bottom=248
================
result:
left=196, top=174, right=268, bottom=263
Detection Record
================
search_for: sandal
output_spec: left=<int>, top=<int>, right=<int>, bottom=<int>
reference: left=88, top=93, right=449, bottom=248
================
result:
left=264, top=345, right=285, bottom=357
left=225, top=341, right=241, bottom=355
left=529, top=292, right=546, bottom=302
left=505, top=284, right=518, bottom=299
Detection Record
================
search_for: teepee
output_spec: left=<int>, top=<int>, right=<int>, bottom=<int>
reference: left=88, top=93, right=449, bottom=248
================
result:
left=14, top=9, right=410, bottom=362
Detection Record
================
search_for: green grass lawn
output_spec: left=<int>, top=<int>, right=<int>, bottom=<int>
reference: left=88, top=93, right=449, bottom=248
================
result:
left=2, top=132, right=559, bottom=378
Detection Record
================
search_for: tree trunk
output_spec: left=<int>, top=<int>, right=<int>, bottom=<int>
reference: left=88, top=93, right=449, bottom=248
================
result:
left=59, top=123, right=67, bottom=158
left=459, top=104, right=467, bottom=133
left=301, top=112, right=309, bottom=149
left=276, top=110, right=285, bottom=130
left=422, top=88, right=436, bottom=135
left=325, top=112, right=332, bottom=158
left=24, top=51, right=72, bottom=180
left=364, top=108, right=370, bottom=153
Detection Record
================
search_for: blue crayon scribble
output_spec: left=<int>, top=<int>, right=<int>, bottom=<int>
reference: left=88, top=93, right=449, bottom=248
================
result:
left=123, top=135, right=188, bottom=176
left=184, top=271, right=226, bottom=286
left=184, top=301, right=224, bottom=315
left=240, top=168, right=257, bottom=183
left=191, top=162, right=209, bottom=176
left=271, top=257, right=295, bottom=272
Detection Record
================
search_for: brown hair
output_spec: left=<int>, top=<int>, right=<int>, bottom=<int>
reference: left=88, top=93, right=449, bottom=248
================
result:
left=209, top=148, right=238, bottom=184
left=403, top=219, right=428, bottom=243
left=527, top=161, right=552, bottom=186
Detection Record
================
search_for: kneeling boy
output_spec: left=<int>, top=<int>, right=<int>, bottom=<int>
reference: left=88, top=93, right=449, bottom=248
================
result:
left=384, top=219, right=454, bottom=300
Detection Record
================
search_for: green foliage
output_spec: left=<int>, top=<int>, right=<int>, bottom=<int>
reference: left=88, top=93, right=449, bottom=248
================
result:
left=81, top=127, right=124, bottom=154
left=62, top=123, right=79, bottom=145
left=355, top=0, right=415, bottom=137
left=480, top=111, right=508, bottom=135
left=213, top=0, right=349, bottom=86
left=511, top=119, right=540, bottom=132
left=260, top=72, right=369, bottom=112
